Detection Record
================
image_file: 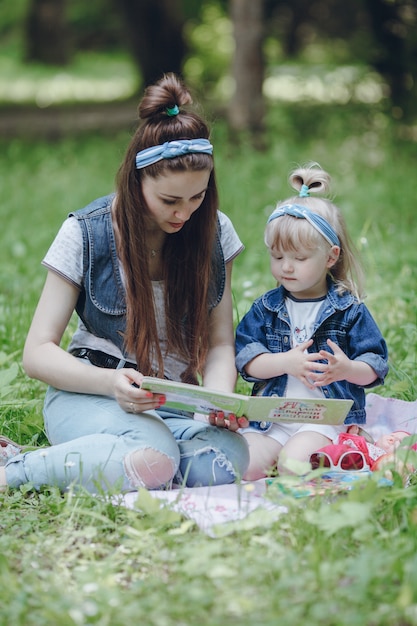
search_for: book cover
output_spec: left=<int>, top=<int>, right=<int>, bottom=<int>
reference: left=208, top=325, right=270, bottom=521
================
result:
left=140, top=377, right=352, bottom=425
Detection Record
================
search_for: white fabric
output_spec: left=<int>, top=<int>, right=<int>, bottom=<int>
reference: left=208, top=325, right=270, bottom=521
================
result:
left=121, top=393, right=417, bottom=535
left=121, top=480, right=285, bottom=538
left=285, top=295, right=325, bottom=401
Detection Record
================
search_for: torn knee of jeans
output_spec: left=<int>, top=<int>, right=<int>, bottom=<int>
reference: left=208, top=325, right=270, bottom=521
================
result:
left=193, top=445, right=238, bottom=482
left=123, top=447, right=176, bottom=490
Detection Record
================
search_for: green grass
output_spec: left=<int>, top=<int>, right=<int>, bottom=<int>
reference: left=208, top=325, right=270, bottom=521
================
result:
left=1, top=95, right=417, bottom=625
left=0, top=50, right=138, bottom=105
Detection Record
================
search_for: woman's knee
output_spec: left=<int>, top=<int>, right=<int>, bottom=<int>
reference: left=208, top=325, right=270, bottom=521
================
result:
left=179, top=428, right=250, bottom=486
left=205, top=427, right=249, bottom=476
left=124, top=447, right=177, bottom=490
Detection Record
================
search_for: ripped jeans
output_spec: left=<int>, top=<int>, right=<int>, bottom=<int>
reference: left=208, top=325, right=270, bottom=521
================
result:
left=5, top=387, right=249, bottom=493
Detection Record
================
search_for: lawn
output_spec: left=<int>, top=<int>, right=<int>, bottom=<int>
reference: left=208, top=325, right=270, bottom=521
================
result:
left=1, top=83, right=417, bottom=624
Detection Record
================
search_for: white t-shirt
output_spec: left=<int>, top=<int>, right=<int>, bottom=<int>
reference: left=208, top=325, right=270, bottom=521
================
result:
left=284, top=294, right=326, bottom=400
left=240, top=293, right=346, bottom=444
left=42, top=208, right=244, bottom=380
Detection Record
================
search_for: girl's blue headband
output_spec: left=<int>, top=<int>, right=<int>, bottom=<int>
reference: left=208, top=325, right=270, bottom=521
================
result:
left=135, top=139, right=213, bottom=170
left=267, top=204, right=340, bottom=247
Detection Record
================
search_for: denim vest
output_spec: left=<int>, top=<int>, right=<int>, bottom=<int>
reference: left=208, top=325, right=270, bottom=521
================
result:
left=235, top=281, right=389, bottom=427
left=70, top=194, right=226, bottom=358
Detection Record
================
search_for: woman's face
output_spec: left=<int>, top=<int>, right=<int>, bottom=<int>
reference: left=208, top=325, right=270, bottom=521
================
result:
left=142, top=169, right=212, bottom=234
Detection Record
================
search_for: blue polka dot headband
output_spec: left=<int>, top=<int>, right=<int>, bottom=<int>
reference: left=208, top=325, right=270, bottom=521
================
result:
left=267, top=203, right=340, bottom=247
left=135, top=139, right=213, bottom=170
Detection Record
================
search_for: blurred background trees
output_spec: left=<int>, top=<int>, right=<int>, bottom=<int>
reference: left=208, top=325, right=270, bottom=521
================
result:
left=1, top=0, right=416, bottom=136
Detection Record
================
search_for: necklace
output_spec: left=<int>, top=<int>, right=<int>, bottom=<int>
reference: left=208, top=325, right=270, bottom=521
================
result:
left=150, top=248, right=160, bottom=258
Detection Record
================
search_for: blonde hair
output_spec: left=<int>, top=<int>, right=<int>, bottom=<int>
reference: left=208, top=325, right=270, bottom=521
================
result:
left=265, top=163, right=364, bottom=299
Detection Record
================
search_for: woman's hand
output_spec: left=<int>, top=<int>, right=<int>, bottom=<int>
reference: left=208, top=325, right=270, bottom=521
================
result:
left=111, top=368, right=166, bottom=414
left=208, top=411, right=249, bottom=431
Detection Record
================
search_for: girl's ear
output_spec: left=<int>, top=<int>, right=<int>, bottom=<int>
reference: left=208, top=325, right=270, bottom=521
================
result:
left=326, top=245, right=340, bottom=268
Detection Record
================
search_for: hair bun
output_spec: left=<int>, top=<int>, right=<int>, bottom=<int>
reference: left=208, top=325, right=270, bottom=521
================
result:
left=289, top=162, right=331, bottom=196
left=139, top=73, right=192, bottom=121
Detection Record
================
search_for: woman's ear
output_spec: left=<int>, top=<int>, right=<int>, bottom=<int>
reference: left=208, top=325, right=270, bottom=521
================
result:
left=326, top=245, right=340, bottom=268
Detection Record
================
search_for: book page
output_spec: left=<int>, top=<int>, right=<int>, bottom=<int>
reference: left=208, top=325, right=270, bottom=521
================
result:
left=140, top=377, right=352, bottom=425
left=140, top=377, right=248, bottom=416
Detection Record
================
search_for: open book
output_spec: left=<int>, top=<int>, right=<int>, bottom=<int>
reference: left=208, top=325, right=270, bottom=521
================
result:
left=140, top=377, right=352, bottom=425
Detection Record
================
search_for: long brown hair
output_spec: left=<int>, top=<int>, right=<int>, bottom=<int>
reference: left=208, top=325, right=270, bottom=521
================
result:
left=114, top=73, right=219, bottom=383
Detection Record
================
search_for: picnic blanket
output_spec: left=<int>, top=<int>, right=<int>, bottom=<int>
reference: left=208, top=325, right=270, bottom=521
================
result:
left=121, top=393, right=417, bottom=535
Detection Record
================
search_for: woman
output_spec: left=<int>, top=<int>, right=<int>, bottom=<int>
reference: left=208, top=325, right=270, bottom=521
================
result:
left=1, top=73, right=249, bottom=492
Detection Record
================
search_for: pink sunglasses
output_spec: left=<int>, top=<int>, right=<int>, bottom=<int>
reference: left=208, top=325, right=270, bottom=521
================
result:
left=310, top=449, right=370, bottom=472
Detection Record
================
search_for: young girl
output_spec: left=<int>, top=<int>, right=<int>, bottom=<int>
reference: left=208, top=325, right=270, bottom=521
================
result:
left=235, top=163, right=389, bottom=480
left=0, top=73, right=249, bottom=493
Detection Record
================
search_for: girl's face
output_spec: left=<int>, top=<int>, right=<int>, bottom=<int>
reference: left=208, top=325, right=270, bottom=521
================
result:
left=269, top=244, right=340, bottom=299
left=142, top=169, right=212, bottom=233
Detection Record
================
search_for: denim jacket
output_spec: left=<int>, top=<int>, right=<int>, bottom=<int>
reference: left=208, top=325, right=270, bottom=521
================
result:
left=235, top=281, right=389, bottom=426
left=69, top=194, right=226, bottom=357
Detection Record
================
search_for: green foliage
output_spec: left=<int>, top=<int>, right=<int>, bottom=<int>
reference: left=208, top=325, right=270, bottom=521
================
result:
left=2, top=478, right=417, bottom=625
left=67, top=0, right=125, bottom=51
left=0, top=0, right=29, bottom=39
left=0, top=66, right=417, bottom=624
left=184, top=1, right=232, bottom=97
left=0, top=51, right=137, bottom=104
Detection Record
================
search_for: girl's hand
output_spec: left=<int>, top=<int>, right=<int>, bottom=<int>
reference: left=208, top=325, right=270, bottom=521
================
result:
left=112, top=369, right=166, bottom=414
left=208, top=411, right=249, bottom=431
left=285, top=340, right=323, bottom=390
left=312, top=339, right=351, bottom=386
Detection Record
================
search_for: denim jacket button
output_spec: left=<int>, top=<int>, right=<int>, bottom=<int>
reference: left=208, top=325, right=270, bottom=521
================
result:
left=260, top=421, right=267, bottom=429
left=283, top=336, right=289, bottom=344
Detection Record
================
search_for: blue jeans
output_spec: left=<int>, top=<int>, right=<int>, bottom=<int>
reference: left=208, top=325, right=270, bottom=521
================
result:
left=5, top=387, right=249, bottom=493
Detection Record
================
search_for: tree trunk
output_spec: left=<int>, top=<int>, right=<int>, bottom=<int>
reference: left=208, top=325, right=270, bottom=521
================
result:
left=365, top=0, right=417, bottom=121
left=25, top=0, right=71, bottom=65
left=229, top=0, right=266, bottom=145
left=117, top=0, right=187, bottom=89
